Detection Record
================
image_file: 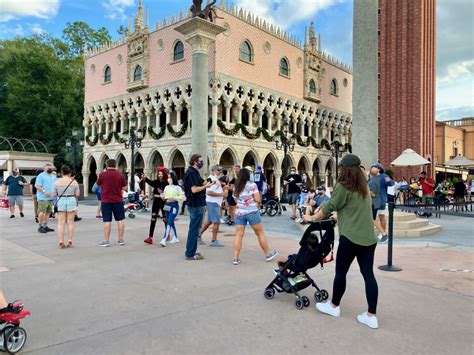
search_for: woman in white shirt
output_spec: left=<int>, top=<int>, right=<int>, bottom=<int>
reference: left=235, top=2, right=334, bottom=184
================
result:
left=159, top=171, right=185, bottom=247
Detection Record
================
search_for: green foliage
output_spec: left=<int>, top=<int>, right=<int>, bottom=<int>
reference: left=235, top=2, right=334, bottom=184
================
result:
left=0, top=23, right=111, bottom=172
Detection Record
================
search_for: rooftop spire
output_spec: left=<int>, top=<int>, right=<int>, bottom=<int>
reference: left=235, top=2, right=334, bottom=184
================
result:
left=309, top=21, right=316, bottom=49
left=134, top=0, right=143, bottom=31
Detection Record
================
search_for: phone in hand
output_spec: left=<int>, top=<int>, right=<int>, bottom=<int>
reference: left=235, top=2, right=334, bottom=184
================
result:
left=207, top=178, right=213, bottom=183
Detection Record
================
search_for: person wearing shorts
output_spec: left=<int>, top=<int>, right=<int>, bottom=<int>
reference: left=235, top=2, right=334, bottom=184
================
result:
left=2, top=168, right=27, bottom=219
left=35, top=164, right=57, bottom=233
left=284, top=167, right=302, bottom=220
left=199, top=164, right=228, bottom=247
left=232, top=168, right=277, bottom=265
left=368, top=166, right=387, bottom=243
left=96, top=159, right=127, bottom=247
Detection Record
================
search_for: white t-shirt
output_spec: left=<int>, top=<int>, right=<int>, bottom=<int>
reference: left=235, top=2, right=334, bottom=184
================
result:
left=234, top=182, right=259, bottom=216
left=471, top=180, right=474, bottom=193
left=206, top=175, right=223, bottom=205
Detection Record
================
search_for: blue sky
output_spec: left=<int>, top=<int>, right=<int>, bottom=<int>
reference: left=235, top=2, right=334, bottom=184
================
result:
left=0, top=0, right=472, bottom=121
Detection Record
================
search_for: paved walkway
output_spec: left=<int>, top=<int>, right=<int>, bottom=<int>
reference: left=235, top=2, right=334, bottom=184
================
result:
left=0, top=200, right=473, bottom=354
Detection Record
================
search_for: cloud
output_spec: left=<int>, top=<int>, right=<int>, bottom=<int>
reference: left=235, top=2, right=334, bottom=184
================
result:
left=234, top=0, right=344, bottom=29
left=102, top=0, right=135, bottom=21
left=30, top=23, right=46, bottom=35
left=0, top=0, right=60, bottom=22
left=437, top=60, right=474, bottom=85
left=0, top=24, right=25, bottom=37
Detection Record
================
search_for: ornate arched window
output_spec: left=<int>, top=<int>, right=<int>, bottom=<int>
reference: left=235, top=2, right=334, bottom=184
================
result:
left=330, top=79, right=338, bottom=95
left=134, top=65, right=142, bottom=81
left=309, top=79, right=317, bottom=93
left=173, top=40, right=184, bottom=61
left=240, top=40, right=253, bottom=62
left=279, top=57, right=289, bottom=76
left=104, top=65, right=111, bottom=83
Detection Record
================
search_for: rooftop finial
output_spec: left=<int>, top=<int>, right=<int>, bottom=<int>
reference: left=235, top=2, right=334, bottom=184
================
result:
left=134, top=0, right=143, bottom=31
left=309, top=21, right=316, bottom=49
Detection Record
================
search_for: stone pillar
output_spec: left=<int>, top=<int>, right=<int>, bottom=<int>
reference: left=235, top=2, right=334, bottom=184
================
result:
left=145, top=111, right=152, bottom=131
left=274, top=170, right=282, bottom=198
left=236, top=105, right=243, bottom=137
left=353, top=0, right=378, bottom=166
left=91, top=121, right=96, bottom=137
left=176, top=107, right=182, bottom=131
left=155, top=109, right=162, bottom=130
left=267, top=111, right=272, bottom=134
left=175, top=18, right=225, bottom=174
left=120, top=114, right=126, bottom=134
left=137, top=112, right=143, bottom=129
left=224, top=101, right=231, bottom=128
left=248, top=106, right=253, bottom=132
left=82, top=172, right=90, bottom=197
left=257, top=109, right=263, bottom=139
left=211, top=98, right=219, bottom=135
left=276, top=113, right=282, bottom=131
left=105, top=118, right=110, bottom=135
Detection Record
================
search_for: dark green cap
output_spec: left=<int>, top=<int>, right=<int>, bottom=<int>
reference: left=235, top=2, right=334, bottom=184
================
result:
left=338, top=154, right=361, bottom=168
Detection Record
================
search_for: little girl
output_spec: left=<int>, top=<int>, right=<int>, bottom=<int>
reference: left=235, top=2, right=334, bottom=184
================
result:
left=159, top=171, right=185, bottom=247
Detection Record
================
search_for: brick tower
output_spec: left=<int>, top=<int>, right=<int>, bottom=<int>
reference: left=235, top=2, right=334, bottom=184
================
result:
left=378, top=0, right=436, bottom=178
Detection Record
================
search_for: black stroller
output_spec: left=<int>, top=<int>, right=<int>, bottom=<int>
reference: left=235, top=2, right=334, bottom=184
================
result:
left=264, top=219, right=336, bottom=310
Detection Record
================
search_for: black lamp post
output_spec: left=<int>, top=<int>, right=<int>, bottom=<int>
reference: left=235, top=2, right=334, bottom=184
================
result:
left=274, top=118, right=296, bottom=202
left=124, top=117, right=143, bottom=192
left=330, top=134, right=346, bottom=180
left=65, top=128, right=84, bottom=176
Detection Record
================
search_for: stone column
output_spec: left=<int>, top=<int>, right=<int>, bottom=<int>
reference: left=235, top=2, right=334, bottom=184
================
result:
left=176, top=107, right=182, bottom=131
left=175, top=18, right=225, bottom=173
left=105, top=118, right=110, bottom=135
left=210, top=98, right=219, bottom=135
left=353, top=0, right=378, bottom=166
left=236, top=105, right=243, bottom=137
left=276, top=113, right=282, bottom=131
left=274, top=170, right=282, bottom=198
left=120, top=114, right=126, bottom=134
left=224, top=101, right=231, bottom=128
left=82, top=172, right=90, bottom=197
left=248, top=106, right=253, bottom=132
left=91, top=120, right=96, bottom=137
left=155, top=109, right=162, bottom=130
left=257, top=109, right=263, bottom=139
left=186, top=104, right=192, bottom=135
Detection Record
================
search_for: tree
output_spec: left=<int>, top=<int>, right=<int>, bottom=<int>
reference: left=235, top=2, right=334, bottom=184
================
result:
left=117, top=25, right=129, bottom=37
left=62, top=21, right=111, bottom=57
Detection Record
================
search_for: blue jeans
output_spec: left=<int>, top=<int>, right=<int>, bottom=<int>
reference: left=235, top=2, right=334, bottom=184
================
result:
left=162, top=202, right=179, bottom=241
left=185, top=205, right=205, bottom=257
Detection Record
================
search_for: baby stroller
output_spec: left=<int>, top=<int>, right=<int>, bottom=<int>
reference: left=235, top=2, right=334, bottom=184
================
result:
left=264, top=219, right=336, bottom=310
left=124, top=192, right=148, bottom=219
left=0, top=302, right=30, bottom=354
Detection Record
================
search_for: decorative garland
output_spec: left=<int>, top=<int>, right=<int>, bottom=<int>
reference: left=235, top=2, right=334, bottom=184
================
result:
left=85, top=135, right=98, bottom=146
left=167, top=121, right=188, bottom=138
left=148, top=125, right=166, bottom=140
left=113, top=131, right=127, bottom=144
left=99, top=132, right=113, bottom=145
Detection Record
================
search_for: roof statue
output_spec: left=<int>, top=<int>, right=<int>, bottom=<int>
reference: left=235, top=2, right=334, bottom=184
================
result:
left=190, top=0, right=223, bottom=22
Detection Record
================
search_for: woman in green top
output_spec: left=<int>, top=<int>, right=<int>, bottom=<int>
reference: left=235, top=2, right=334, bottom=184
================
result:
left=304, top=154, right=379, bottom=329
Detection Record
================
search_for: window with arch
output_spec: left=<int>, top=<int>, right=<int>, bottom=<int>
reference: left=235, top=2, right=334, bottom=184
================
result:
left=134, top=65, right=142, bottom=81
left=279, top=57, right=289, bottom=77
left=309, top=79, right=317, bottom=93
left=173, top=40, right=184, bottom=61
left=330, top=78, right=338, bottom=95
left=104, top=65, right=111, bottom=83
left=240, top=40, right=253, bottom=63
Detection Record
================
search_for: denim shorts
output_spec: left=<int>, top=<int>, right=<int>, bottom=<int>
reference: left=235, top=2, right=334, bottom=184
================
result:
left=235, top=210, right=261, bottom=226
left=206, top=202, right=221, bottom=224
left=56, top=196, right=78, bottom=212
left=287, top=193, right=300, bottom=205
left=101, top=202, right=125, bottom=222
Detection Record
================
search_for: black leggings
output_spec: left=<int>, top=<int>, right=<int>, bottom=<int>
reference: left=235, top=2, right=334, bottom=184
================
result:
left=148, top=198, right=165, bottom=238
left=332, top=235, right=378, bottom=314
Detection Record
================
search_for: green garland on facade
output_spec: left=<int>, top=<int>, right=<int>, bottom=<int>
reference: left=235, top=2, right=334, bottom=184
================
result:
left=148, top=125, right=166, bottom=140
left=99, top=132, right=113, bottom=145
left=86, top=135, right=98, bottom=146
left=112, top=131, right=127, bottom=144
left=167, top=121, right=188, bottom=138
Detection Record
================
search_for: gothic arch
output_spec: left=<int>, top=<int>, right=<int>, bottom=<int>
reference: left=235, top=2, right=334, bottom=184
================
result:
left=115, top=152, right=128, bottom=173
left=242, top=149, right=260, bottom=169
left=98, top=153, right=110, bottom=170
left=297, top=155, right=311, bottom=174
left=219, top=147, right=237, bottom=169
left=312, top=156, right=323, bottom=185
left=168, top=148, right=186, bottom=179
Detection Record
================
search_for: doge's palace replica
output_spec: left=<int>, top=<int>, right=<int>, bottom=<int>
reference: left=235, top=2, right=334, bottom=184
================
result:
left=82, top=0, right=352, bottom=196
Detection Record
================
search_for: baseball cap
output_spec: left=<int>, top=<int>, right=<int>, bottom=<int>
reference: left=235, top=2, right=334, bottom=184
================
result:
left=210, top=164, right=222, bottom=171
left=338, top=154, right=362, bottom=168
left=257, top=165, right=262, bottom=170
left=244, top=165, right=253, bottom=171
left=373, top=162, right=384, bottom=169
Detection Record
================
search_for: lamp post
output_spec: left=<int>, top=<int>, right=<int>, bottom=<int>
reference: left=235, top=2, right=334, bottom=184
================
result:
left=274, top=118, right=296, bottom=202
left=124, top=117, right=143, bottom=192
left=331, top=134, right=346, bottom=180
left=65, top=128, right=84, bottom=175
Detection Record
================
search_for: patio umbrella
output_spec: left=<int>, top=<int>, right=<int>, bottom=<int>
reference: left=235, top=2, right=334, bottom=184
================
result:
left=444, top=156, right=474, bottom=167
left=390, top=148, right=430, bottom=167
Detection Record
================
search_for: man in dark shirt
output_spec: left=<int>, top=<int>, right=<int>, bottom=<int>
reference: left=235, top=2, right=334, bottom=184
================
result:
left=183, top=154, right=212, bottom=260
left=96, top=159, right=127, bottom=247
left=284, top=167, right=302, bottom=220
left=2, top=168, right=27, bottom=218
left=30, top=170, right=41, bottom=223
left=226, top=165, right=240, bottom=226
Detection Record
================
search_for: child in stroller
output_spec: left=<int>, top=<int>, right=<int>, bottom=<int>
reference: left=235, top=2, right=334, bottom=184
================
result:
left=124, top=192, right=148, bottom=218
left=264, top=219, right=336, bottom=310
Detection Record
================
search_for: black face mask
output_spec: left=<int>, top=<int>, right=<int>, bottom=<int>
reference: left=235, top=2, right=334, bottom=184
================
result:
left=197, top=161, right=204, bottom=169
left=12, top=172, right=18, bottom=176
left=46, top=169, right=53, bottom=174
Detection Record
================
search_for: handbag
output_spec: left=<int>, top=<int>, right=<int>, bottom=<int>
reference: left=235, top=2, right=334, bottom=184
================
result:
left=53, top=178, right=75, bottom=213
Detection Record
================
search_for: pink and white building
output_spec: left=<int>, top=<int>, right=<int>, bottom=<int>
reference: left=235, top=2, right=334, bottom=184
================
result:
left=82, top=1, right=352, bottom=196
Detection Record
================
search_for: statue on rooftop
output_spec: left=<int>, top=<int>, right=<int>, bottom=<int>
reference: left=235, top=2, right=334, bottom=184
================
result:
left=190, top=0, right=223, bottom=22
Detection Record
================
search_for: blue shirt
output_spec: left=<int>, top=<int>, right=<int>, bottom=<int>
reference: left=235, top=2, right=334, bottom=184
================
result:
left=36, top=172, right=57, bottom=201
left=379, top=173, right=394, bottom=206
left=3, top=176, right=26, bottom=196
left=253, top=172, right=266, bottom=192
left=315, top=194, right=330, bottom=207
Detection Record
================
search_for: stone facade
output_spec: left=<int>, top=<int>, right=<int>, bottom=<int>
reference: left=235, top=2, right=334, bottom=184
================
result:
left=82, top=1, right=353, bottom=196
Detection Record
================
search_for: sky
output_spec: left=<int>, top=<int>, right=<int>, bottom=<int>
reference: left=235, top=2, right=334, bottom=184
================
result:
left=0, top=0, right=472, bottom=121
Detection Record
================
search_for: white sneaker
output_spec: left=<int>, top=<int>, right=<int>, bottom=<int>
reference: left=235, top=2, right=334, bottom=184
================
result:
left=160, top=240, right=166, bottom=247
left=357, top=312, right=379, bottom=329
left=169, top=238, right=180, bottom=244
left=315, top=301, right=340, bottom=317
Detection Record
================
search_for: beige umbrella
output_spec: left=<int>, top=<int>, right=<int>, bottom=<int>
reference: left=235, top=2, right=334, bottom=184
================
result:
left=390, top=148, right=430, bottom=167
left=444, top=156, right=474, bottom=167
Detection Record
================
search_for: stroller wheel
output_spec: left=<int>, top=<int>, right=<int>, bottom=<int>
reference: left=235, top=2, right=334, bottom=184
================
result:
left=3, top=326, right=27, bottom=354
left=266, top=201, right=279, bottom=217
left=321, top=290, right=329, bottom=301
left=264, top=288, right=275, bottom=300
left=302, top=296, right=310, bottom=307
left=295, top=298, right=304, bottom=310
left=128, top=213, right=135, bottom=219
left=314, top=291, right=324, bottom=303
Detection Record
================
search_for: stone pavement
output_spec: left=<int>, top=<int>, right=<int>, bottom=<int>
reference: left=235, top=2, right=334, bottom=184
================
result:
left=0, top=199, right=473, bottom=354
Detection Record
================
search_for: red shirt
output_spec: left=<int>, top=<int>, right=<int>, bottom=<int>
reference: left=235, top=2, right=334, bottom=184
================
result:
left=419, top=177, right=434, bottom=196
left=97, top=169, right=127, bottom=203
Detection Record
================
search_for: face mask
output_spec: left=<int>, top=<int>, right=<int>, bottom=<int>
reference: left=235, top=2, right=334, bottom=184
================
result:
left=291, top=170, right=296, bottom=175
left=302, top=176, right=307, bottom=181
left=13, top=171, right=18, bottom=176
left=197, top=161, right=204, bottom=169
left=47, top=169, right=53, bottom=174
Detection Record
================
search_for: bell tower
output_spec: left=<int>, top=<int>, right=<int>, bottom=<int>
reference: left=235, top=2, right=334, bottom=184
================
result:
left=303, top=21, right=322, bottom=103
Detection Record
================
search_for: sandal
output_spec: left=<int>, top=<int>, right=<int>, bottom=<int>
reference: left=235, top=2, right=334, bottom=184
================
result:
left=66, top=240, right=73, bottom=248
left=59, top=242, right=65, bottom=249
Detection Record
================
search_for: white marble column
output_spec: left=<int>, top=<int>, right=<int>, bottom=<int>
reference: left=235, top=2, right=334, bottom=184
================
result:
left=224, top=101, right=231, bottom=128
left=274, top=171, right=282, bottom=198
left=82, top=172, right=90, bottom=197
left=211, top=98, right=219, bottom=135
left=176, top=107, right=182, bottom=131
